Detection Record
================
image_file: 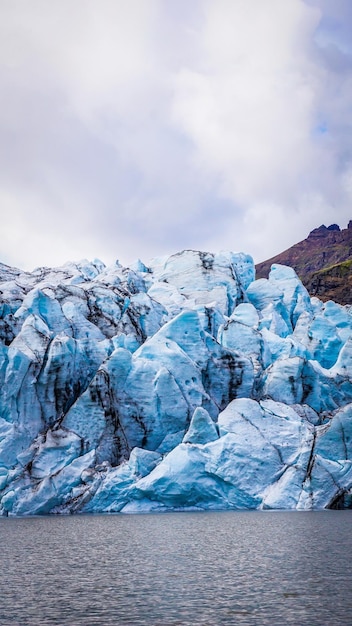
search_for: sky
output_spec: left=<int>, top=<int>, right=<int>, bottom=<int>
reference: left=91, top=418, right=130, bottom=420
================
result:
left=1, top=0, right=352, bottom=271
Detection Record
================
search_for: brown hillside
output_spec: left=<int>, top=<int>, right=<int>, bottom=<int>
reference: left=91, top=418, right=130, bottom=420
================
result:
left=255, top=222, right=352, bottom=305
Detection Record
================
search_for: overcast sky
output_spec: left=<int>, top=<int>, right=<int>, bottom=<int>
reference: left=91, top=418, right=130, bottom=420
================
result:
left=1, top=0, right=352, bottom=271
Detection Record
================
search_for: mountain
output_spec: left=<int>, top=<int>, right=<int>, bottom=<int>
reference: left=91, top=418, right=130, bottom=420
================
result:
left=256, top=221, right=352, bottom=304
left=0, top=251, right=352, bottom=515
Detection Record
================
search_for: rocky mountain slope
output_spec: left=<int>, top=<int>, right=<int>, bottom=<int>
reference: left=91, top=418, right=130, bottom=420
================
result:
left=256, top=222, right=352, bottom=304
left=1, top=251, right=352, bottom=515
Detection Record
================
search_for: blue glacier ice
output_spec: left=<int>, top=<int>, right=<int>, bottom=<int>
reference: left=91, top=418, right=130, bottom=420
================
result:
left=0, top=252, right=352, bottom=515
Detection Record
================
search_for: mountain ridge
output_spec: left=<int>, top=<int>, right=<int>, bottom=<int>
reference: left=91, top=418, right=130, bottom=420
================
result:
left=256, top=221, right=352, bottom=304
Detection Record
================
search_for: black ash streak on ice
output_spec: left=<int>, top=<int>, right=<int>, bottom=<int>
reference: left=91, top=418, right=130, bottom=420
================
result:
left=0, top=249, right=352, bottom=515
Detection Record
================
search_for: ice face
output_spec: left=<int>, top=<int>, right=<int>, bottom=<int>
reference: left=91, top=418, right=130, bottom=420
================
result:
left=1, top=255, right=352, bottom=515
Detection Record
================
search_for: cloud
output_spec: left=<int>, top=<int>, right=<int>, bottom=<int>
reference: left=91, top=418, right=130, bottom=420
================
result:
left=0, top=0, right=352, bottom=270
left=171, top=0, right=352, bottom=253
left=172, top=1, right=319, bottom=201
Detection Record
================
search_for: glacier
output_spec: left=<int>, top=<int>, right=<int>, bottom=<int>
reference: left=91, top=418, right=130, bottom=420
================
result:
left=0, top=250, right=352, bottom=515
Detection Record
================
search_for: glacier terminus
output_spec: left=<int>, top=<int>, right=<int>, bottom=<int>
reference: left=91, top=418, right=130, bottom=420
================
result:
left=1, top=249, right=352, bottom=515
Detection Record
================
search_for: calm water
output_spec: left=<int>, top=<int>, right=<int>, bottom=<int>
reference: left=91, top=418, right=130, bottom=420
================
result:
left=0, top=510, right=351, bottom=625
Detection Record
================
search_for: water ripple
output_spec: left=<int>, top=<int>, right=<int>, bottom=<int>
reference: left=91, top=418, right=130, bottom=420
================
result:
left=0, top=510, right=351, bottom=625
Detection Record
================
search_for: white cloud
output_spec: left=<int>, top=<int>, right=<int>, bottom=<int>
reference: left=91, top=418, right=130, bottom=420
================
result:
left=0, top=0, right=352, bottom=270
left=169, top=0, right=352, bottom=257
left=172, top=0, right=321, bottom=203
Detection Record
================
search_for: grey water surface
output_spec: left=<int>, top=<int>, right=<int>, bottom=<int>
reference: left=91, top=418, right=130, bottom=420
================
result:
left=0, top=510, right=351, bottom=625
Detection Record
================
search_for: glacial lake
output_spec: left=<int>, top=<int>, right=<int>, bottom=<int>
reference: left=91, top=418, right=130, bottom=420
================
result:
left=0, top=510, right=351, bottom=625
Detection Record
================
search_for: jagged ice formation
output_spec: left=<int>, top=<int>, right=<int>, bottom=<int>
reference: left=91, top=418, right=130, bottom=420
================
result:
left=1, top=250, right=352, bottom=515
